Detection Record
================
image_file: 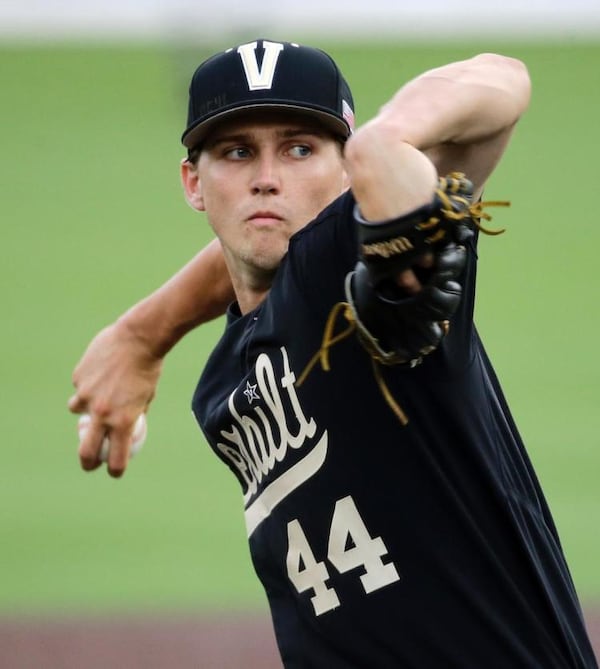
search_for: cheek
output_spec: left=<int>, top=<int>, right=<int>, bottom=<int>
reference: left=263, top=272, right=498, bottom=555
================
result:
left=314, top=155, right=347, bottom=199
left=306, top=172, right=346, bottom=213
left=196, top=163, right=235, bottom=207
left=200, top=177, right=236, bottom=217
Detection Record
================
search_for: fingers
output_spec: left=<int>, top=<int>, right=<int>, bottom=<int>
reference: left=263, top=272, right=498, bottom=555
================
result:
left=68, top=367, right=89, bottom=414
left=70, top=377, right=135, bottom=477
left=76, top=412, right=136, bottom=478
left=394, top=269, right=421, bottom=294
left=416, top=252, right=435, bottom=269
left=105, top=422, right=133, bottom=478
left=78, top=413, right=106, bottom=472
left=394, top=246, right=465, bottom=295
left=394, top=252, right=434, bottom=294
left=68, top=392, right=86, bottom=415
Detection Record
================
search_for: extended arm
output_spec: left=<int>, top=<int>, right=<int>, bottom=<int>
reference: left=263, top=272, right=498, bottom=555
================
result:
left=69, top=237, right=234, bottom=477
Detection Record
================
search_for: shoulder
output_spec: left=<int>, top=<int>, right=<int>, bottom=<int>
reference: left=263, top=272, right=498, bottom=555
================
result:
left=275, top=189, right=358, bottom=317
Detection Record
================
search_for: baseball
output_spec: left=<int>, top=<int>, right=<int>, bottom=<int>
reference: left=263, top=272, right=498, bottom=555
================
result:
left=77, top=413, right=147, bottom=462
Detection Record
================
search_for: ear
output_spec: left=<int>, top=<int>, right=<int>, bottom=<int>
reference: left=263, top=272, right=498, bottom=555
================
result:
left=341, top=167, right=351, bottom=193
left=180, top=158, right=205, bottom=211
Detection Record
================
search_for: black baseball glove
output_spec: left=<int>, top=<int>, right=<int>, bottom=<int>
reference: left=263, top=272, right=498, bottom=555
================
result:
left=346, top=172, right=483, bottom=366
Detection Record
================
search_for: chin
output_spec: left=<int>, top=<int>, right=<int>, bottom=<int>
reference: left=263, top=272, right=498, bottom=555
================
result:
left=253, top=254, right=285, bottom=275
left=248, top=241, right=289, bottom=272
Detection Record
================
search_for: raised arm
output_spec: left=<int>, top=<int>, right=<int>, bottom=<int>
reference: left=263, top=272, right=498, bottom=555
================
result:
left=69, top=238, right=234, bottom=477
left=345, top=53, right=531, bottom=219
left=341, top=54, right=530, bottom=373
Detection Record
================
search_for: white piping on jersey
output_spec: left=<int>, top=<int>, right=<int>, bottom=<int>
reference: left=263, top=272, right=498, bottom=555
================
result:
left=244, top=430, right=328, bottom=537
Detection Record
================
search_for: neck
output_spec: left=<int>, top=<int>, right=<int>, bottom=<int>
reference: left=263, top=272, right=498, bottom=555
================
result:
left=221, top=249, right=277, bottom=314
left=229, top=269, right=274, bottom=315
left=235, top=286, right=270, bottom=314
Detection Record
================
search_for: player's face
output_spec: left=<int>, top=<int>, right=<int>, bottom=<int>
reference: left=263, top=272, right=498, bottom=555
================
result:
left=182, top=112, right=349, bottom=284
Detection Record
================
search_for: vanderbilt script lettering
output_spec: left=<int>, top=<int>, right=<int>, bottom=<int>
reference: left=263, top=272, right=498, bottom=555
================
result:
left=217, top=347, right=327, bottom=507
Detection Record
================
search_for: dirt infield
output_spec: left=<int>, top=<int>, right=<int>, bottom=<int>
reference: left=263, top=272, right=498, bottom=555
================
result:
left=0, top=612, right=280, bottom=669
left=1, top=607, right=599, bottom=668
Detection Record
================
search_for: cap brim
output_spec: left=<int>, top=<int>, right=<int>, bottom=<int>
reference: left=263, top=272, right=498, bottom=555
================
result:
left=182, top=103, right=351, bottom=149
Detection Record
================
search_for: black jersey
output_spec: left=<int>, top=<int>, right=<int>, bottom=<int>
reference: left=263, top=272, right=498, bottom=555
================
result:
left=192, top=191, right=597, bottom=668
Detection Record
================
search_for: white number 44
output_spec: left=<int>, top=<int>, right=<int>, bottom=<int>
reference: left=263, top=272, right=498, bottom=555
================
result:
left=286, top=495, right=400, bottom=616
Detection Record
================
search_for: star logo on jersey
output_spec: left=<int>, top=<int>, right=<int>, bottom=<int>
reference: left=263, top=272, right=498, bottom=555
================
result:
left=243, top=381, right=260, bottom=404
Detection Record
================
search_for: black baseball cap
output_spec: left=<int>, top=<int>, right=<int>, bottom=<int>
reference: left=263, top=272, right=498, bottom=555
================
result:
left=182, top=38, right=355, bottom=149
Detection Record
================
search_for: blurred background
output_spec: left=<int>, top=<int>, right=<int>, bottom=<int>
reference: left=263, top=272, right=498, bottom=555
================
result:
left=1, top=1, right=599, bottom=666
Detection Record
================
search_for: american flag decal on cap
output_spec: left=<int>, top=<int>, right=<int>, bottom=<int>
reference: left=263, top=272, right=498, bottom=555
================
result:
left=342, top=99, right=355, bottom=132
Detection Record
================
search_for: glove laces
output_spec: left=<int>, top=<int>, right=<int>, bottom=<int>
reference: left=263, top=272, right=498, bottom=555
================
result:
left=295, top=301, right=410, bottom=426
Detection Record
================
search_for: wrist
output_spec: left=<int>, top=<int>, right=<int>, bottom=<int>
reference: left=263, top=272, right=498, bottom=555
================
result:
left=116, top=300, right=176, bottom=360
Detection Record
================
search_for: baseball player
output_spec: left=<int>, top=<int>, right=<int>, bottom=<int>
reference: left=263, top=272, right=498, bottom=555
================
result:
left=70, top=39, right=598, bottom=667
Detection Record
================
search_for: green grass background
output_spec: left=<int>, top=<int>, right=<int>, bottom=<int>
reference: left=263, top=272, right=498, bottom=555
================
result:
left=1, top=38, right=599, bottom=616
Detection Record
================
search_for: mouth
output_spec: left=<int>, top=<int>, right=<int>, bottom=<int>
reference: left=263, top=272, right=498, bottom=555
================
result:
left=247, top=211, right=284, bottom=227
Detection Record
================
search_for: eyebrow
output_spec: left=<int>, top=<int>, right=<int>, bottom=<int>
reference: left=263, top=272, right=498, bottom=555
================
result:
left=207, top=126, right=328, bottom=148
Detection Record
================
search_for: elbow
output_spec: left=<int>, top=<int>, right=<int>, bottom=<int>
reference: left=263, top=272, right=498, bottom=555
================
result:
left=343, top=119, right=382, bottom=185
left=344, top=118, right=380, bottom=165
left=344, top=117, right=405, bottom=176
left=476, top=52, right=532, bottom=115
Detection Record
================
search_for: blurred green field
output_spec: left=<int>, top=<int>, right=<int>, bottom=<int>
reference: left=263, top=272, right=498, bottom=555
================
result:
left=1, top=39, right=599, bottom=616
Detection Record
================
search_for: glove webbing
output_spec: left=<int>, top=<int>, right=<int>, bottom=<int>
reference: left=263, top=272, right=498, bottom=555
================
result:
left=437, top=172, right=511, bottom=236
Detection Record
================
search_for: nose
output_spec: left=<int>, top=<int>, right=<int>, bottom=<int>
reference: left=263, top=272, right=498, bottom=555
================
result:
left=250, top=153, right=281, bottom=195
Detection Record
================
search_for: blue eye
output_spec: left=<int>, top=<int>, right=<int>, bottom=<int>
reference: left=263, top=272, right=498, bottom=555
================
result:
left=226, top=147, right=251, bottom=160
left=289, top=145, right=312, bottom=158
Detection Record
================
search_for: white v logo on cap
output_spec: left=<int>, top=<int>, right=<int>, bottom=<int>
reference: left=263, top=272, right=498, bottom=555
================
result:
left=237, top=40, right=286, bottom=91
